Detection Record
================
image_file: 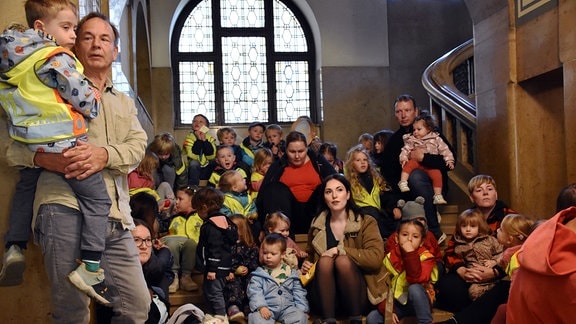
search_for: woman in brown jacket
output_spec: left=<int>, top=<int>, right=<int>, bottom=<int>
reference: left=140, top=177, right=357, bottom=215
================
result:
left=301, top=173, right=388, bottom=324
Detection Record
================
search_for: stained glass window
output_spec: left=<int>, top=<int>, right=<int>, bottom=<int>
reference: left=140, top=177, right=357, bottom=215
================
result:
left=171, top=0, right=318, bottom=126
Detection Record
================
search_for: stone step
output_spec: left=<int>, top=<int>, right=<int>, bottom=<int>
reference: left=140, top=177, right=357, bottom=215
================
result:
left=170, top=207, right=461, bottom=319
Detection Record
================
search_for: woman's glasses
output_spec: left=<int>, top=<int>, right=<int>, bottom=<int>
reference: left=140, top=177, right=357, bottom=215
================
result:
left=134, top=237, right=153, bottom=247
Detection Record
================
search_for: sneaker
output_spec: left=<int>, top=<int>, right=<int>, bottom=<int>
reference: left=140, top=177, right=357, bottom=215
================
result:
left=398, top=180, right=410, bottom=192
left=169, top=275, right=179, bottom=293
left=180, top=273, right=199, bottom=291
left=0, top=245, right=26, bottom=286
left=437, top=232, right=447, bottom=245
left=433, top=194, right=447, bottom=205
left=68, top=262, right=111, bottom=305
left=227, top=305, right=245, bottom=322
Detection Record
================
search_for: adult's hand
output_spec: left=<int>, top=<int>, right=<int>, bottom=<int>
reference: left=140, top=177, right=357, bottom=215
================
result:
left=321, top=247, right=339, bottom=258
left=465, top=264, right=496, bottom=283
left=409, top=147, right=425, bottom=162
left=62, top=140, right=108, bottom=180
left=33, top=152, right=70, bottom=174
left=301, top=260, right=314, bottom=274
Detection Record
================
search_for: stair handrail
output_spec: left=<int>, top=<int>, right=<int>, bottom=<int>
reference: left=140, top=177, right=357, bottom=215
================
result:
left=422, top=39, right=476, bottom=128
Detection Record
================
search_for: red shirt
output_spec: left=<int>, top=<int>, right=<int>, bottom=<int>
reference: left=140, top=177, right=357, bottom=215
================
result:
left=280, top=160, right=321, bottom=203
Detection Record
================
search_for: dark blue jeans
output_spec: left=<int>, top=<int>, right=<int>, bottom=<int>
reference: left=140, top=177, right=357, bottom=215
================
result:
left=407, top=169, right=441, bottom=238
left=203, top=276, right=227, bottom=316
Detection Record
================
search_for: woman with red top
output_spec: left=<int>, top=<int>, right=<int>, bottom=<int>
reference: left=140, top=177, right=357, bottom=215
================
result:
left=256, top=131, right=336, bottom=234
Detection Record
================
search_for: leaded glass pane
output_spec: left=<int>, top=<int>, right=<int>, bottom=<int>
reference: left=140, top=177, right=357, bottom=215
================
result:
left=221, top=0, right=265, bottom=28
left=222, top=37, right=268, bottom=123
left=273, top=0, right=307, bottom=52
left=179, top=61, right=216, bottom=124
left=79, top=0, right=100, bottom=19
left=179, top=0, right=213, bottom=52
left=276, top=61, right=309, bottom=122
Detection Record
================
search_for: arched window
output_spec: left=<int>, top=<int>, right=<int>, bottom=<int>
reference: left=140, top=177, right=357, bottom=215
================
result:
left=171, top=0, right=318, bottom=126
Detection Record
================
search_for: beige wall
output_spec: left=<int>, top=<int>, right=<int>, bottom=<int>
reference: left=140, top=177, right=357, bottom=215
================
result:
left=468, top=0, right=574, bottom=218
left=0, top=3, right=52, bottom=323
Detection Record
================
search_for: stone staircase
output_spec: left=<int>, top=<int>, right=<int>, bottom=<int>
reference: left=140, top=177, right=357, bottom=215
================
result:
left=168, top=205, right=461, bottom=322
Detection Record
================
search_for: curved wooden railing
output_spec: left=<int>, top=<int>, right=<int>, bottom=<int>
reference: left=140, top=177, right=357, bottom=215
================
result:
left=422, top=39, right=476, bottom=195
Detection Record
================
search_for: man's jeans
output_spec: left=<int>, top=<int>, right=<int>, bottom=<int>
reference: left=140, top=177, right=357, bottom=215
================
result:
left=34, top=204, right=150, bottom=323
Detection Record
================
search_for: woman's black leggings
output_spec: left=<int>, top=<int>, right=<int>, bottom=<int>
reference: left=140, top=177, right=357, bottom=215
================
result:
left=310, top=255, right=369, bottom=320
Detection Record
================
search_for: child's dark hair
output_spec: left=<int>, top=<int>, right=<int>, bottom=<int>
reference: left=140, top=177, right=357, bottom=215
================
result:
left=556, top=183, right=576, bottom=212
left=193, top=114, right=210, bottom=127
left=398, top=219, right=427, bottom=238
left=319, top=142, right=338, bottom=158
left=130, top=192, right=160, bottom=238
left=373, top=129, right=394, bottom=147
left=230, top=214, right=255, bottom=247
left=177, top=185, right=199, bottom=197
left=414, top=112, right=437, bottom=132
left=262, top=233, right=287, bottom=253
left=192, top=187, right=224, bottom=214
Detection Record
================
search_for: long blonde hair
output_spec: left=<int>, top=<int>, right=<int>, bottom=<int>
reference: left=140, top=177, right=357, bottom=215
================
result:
left=344, top=144, right=389, bottom=198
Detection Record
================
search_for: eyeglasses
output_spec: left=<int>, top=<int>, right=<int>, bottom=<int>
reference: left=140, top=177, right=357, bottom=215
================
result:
left=134, top=237, right=153, bottom=247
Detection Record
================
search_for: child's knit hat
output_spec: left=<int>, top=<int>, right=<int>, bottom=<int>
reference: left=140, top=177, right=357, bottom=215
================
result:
left=398, top=196, right=426, bottom=222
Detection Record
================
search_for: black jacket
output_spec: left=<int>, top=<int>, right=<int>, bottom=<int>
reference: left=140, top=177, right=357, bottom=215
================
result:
left=196, top=213, right=239, bottom=278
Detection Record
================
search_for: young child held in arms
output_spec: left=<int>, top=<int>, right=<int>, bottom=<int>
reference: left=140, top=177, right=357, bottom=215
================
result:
left=264, top=212, right=308, bottom=269
left=264, top=124, right=285, bottom=160
left=225, top=215, right=260, bottom=322
left=250, top=147, right=273, bottom=199
left=183, top=114, right=216, bottom=186
left=208, top=145, right=248, bottom=188
left=195, top=187, right=239, bottom=323
left=240, top=122, right=266, bottom=166
left=448, top=208, right=504, bottom=300
left=368, top=219, right=439, bottom=324
left=398, top=112, right=454, bottom=205
left=247, top=233, right=309, bottom=324
left=0, top=0, right=111, bottom=304
left=162, top=186, right=202, bottom=293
